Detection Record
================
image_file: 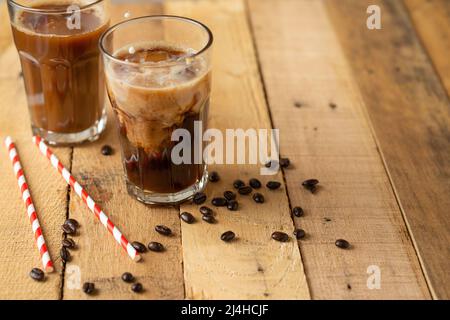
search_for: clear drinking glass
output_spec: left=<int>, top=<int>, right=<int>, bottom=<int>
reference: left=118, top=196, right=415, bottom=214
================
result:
left=100, top=16, right=213, bottom=204
left=7, top=0, right=110, bottom=145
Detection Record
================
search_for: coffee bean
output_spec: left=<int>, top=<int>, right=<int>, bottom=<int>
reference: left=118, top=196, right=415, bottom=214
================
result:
left=233, top=179, right=245, bottom=189
left=329, top=102, right=337, bottom=109
left=193, top=192, right=207, bottom=204
left=335, top=239, right=350, bottom=249
left=249, top=178, right=261, bottom=189
left=62, top=238, right=76, bottom=249
left=199, top=206, right=214, bottom=216
left=155, top=225, right=172, bottom=236
left=131, top=282, right=143, bottom=293
left=202, top=215, right=216, bottom=224
left=101, top=145, right=113, bottom=156
left=266, top=181, right=281, bottom=190
left=292, top=206, right=304, bottom=217
left=82, top=282, right=95, bottom=294
left=60, top=247, right=71, bottom=262
left=208, top=171, right=220, bottom=182
left=227, top=200, right=239, bottom=211
left=61, top=223, right=76, bottom=235
left=131, top=241, right=147, bottom=253
left=279, top=157, right=290, bottom=168
left=293, top=229, right=306, bottom=239
left=121, top=272, right=134, bottom=283
left=212, top=197, right=228, bottom=206
left=265, top=160, right=276, bottom=168
left=180, top=212, right=195, bottom=224
left=221, top=231, right=235, bottom=242
left=238, top=186, right=252, bottom=195
left=302, top=179, right=319, bottom=188
left=294, top=101, right=303, bottom=108
left=223, top=190, right=236, bottom=201
left=271, top=231, right=289, bottom=242
left=308, top=185, right=318, bottom=194
left=29, top=268, right=44, bottom=281
left=252, top=193, right=265, bottom=203
left=64, top=218, right=79, bottom=229
left=148, top=241, right=165, bottom=252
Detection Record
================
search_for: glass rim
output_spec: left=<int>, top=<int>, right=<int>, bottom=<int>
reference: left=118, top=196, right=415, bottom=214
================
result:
left=7, top=0, right=105, bottom=13
left=99, top=15, right=213, bottom=68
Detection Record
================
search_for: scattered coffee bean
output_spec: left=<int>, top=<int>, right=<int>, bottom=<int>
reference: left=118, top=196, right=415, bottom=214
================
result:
left=212, top=197, right=228, bottom=206
left=180, top=212, right=195, bottom=224
left=208, top=171, right=220, bottom=182
left=294, top=101, right=303, bottom=108
left=335, top=239, right=350, bottom=249
left=29, top=268, right=44, bottom=281
left=60, top=247, right=71, bottom=262
left=252, top=193, right=265, bottom=203
left=329, top=102, right=337, bottom=109
left=61, top=223, right=76, bottom=235
left=223, top=190, right=236, bottom=201
left=155, top=225, right=172, bottom=236
left=266, top=181, right=281, bottom=190
left=271, top=231, right=289, bottom=242
left=308, top=185, right=318, bottom=193
left=82, top=282, right=95, bottom=294
left=265, top=160, right=279, bottom=169
left=131, top=282, right=143, bottom=293
left=227, top=200, right=239, bottom=211
left=62, top=238, right=76, bottom=249
left=101, top=145, right=113, bottom=156
left=279, top=157, right=290, bottom=168
left=64, top=218, right=79, bottom=229
left=221, top=231, right=235, bottom=242
left=148, top=241, right=165, bottom=252
left=121, top=272, right=134, bottom=283
left=292, top=206, right=304, bottom=217
left=293, top=229, right=306, bottom=239
left=199, top=206, right=214, bottom=216
left=131, top=241, right=147, bottom=253
left=238, top=186, right=252, bottom=195
left=249, top=178, right=261, bottom=189
left=202, top=215, right=216, bottom=224
left=233, top=179, right=245, bottom=189
left=302, top=179, right=319, bottom=188
left=193, top=192, right=207, bottom=205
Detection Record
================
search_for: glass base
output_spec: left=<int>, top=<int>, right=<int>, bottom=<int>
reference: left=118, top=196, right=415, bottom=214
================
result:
left=31, top=112, right=107, bottom=146
left=126, top=169, right=209, bottom=205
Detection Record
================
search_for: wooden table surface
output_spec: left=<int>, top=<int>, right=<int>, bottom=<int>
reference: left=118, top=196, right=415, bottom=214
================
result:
left=0, top=0, right=448, bottom=300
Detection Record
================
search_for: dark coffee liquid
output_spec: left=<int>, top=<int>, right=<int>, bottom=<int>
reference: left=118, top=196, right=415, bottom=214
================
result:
left=11, top=4, right=109, bottom=133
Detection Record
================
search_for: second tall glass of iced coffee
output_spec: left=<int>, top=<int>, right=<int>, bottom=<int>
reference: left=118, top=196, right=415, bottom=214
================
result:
left=100, top=16, right=212, bottom=204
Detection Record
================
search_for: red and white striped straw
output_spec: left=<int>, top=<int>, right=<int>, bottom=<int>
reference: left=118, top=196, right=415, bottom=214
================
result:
left=4, top=136, right=54, bottom=273
left=32, top=136, right=141, bottom=262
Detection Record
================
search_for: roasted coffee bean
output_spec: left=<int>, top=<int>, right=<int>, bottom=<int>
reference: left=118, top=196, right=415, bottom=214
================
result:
left=101, top=145, right=113, bottom=156
left=131, top=282, right=143, bottom=293
left=193, top=192, right=207, bottom=204
left=131, top=241, right=147, bottom=253
left=64, top=218, right=79, bottom=229
left=121, top=272, right=134, bottom=283
left=329, top=102, right=337, bottom=109
left=148, top=241, right=165, bottom=252
left=293, top=229, right=306, bottom=239
left=249, top=178, right=261, bottom=189
left=208, top=171, right=220, bottom=182
left=266, top=181, right=281, bottom=190
left=302, top=179, right=319, bottom=188
left=252, top=193, right=265, bottom=203
left=199, top=206, right=214, bottom=216
left=155, top=225, right=172, bottom=236
left=227, top=200, right=239, bottom=211
left=62, top=238, right=76, bottom=249
left=271, top=231, right=289, bottom=242
left=238, top=186, right=252, bottom=195
left=180, top=212, right=195, bottom=224
left=212, top=197, right=228, bottom=206
left=61, top=223, right=76, bottom=235
left=233, top=179, right=245, bottom=189
left=221, top=231, right=235, bottom=242
left=60, top=247, right=71, bottom=262
left=82, top=282, right=95, bottom=294
left=202, top=215, right=216, bottom=224
left=279, top=157, right=290, bottom=168
left=29, top=268, right=44, bottom=281
left=335, top=239, right=350, bottom=249
left=292, top=206, right=304, bottom=217
left=223, top=190, right=236, bottom=201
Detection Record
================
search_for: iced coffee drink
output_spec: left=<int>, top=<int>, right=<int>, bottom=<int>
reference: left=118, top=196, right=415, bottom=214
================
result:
left=100, top=16, right=213, bottom=204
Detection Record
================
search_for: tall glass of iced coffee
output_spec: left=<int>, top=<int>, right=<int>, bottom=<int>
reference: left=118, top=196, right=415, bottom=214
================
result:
left=100, top=16, right=212, bottom=204
left=8, top=0, right=110, bottom=144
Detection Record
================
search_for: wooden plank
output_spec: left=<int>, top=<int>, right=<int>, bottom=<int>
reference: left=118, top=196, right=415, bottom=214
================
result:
left=325, top=0, right=450, bottom=299
left=248, top=0, right=431, bottom=299
left=0, top=1, right=12, bottom=53
left=165, top=0, right=310, bottom=299
left=404, top=0, right=450, bottom=95
left=62, top=2, right=185, bottom=299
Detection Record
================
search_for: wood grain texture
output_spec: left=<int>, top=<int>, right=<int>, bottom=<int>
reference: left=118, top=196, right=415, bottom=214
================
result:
left=0, top=2, right=12, bottom=53
left=404, top=0, right=450, bottom=94
left=248, top=0, right=431, bottom=299
left=326, top=0, right=450, bottom=299
left=165, top=0, right=310, bottom=300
